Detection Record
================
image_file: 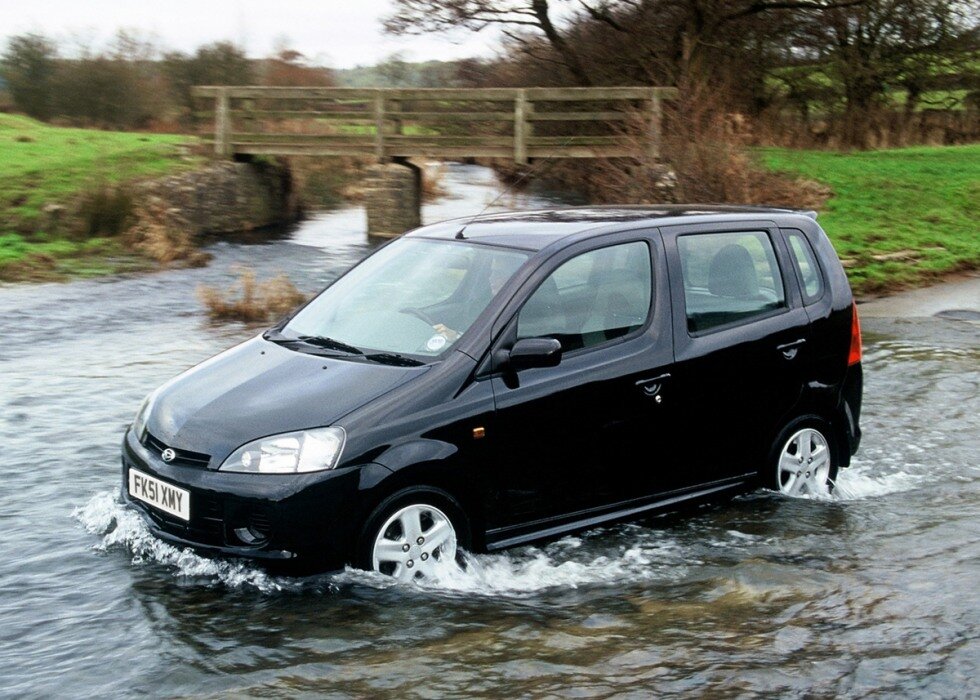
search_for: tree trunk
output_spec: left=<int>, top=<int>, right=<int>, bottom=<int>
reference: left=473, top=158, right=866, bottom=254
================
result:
left=530, top=0, right=592, bottom=86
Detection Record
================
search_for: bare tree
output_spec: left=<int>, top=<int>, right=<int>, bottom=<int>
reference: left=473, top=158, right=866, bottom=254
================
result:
left=386, top=0, right=595, bottom=85
left=386, top=0, right=869, bottom=88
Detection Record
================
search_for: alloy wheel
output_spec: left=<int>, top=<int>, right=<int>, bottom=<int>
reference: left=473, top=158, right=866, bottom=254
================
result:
left=371, top=503, right=458, bottom=582
left=777, top=427, right=833, bottom=496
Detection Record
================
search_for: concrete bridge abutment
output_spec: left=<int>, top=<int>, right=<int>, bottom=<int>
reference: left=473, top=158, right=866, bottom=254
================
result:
left=364, top=159, right=421, bottom=238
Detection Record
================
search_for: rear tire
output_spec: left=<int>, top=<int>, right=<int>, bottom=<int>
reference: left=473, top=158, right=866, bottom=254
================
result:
left=767, top=418, right=838, bottom=496
left=356, top=487, right=470, bottom=582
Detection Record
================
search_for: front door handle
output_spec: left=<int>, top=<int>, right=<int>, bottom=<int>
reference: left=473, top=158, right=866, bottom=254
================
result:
left=636, top=373, right=671, bottom=399
left=777, top=338, right=806, bottom=360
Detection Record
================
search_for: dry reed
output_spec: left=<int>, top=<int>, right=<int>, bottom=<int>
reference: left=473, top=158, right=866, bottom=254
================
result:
left=198, top=268, right=308, bottom=323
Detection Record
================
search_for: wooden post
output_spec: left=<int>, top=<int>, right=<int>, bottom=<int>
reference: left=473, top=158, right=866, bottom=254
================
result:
left=646, top=88, right=662, bottom=160
left=390, top=99, right=403, bottom=137
left=214, top=87, right=232, bottom=158
left=374, top=92, right=386, bottom=162
left=514, top=89, right=528, bottom=165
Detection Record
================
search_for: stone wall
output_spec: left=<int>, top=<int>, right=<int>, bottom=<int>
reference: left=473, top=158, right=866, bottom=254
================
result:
left=135, top=159, right=298, bottom=237
left=363, top=161, right=421, bottom=238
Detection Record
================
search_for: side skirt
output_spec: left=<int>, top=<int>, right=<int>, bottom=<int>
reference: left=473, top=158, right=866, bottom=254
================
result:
left=484, top=474, right=754, bottom=552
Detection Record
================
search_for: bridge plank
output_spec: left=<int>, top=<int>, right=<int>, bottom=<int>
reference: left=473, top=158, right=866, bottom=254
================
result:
left=527, top=111, right=628, bottom=121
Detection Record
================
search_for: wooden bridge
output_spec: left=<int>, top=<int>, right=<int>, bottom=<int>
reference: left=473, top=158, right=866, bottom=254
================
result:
left=191, top=86, right=677, bottom=165
left=191, top=85, right=678, bottom=237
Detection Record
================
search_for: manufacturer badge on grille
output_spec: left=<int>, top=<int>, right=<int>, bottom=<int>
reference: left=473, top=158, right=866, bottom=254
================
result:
left=161, top=448, right=176, bottom=463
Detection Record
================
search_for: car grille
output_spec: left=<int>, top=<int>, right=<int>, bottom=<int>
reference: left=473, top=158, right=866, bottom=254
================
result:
left=248, top=507, right=274, bottom=540
left=141, top=431, right=212, bottom=469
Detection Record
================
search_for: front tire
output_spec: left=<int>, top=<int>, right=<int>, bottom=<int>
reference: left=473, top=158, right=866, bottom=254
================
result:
left=769, top=419, right=838, bottom=496
left=357, top=487, right=469, bottom=582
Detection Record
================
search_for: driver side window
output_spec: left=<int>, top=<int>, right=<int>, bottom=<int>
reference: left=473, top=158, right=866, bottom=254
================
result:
left=517, top=241, right=652, bottom=352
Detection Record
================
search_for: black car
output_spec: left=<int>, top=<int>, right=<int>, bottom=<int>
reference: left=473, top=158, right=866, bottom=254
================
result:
left=122, top=206, right=863, bottom=579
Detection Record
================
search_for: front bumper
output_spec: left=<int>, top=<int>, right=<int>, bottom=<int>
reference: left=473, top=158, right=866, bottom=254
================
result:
left=121, top=428, right=372, bottom=568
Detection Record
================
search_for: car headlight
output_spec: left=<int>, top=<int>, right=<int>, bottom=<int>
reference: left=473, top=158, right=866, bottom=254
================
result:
left=218, top=427, right=347, bottom=474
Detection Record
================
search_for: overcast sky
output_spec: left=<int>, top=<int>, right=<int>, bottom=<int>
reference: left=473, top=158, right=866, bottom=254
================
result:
left=0, top=0, right=502, bottom=68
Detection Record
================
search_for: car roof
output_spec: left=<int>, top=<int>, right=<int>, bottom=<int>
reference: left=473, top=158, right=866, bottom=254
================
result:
left=406, top=205, right=817, bottom=251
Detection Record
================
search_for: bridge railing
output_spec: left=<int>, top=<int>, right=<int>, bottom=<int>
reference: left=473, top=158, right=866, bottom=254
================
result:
left=191, top=86, right=678, bottom=164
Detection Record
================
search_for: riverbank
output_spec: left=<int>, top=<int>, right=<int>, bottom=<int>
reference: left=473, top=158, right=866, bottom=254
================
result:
left=2, top=116, right=977, bottom=296
left=859, top=271, right=980, bottom=319
left=0, top=114, right=308, bottom=282
left=0, top=113, right=202, bottom=281
left=759, top=145, right=980, bottom=297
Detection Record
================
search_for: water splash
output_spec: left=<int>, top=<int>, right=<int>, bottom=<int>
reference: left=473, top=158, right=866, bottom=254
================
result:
left=73, top=491, right=287, bottom=592
left=336, top=531, right=691, bottom=597
left=829, top=462, right=926, bottom=500
left=74, top=491, right=696, bottom=596
left=75, top=460, right=926, bottom=596
left=773, top=461, right=927, bottom=503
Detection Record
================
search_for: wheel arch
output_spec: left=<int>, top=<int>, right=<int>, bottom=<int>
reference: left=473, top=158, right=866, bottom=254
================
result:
left=773, top=390, right=852, bottom=471
left=766, top=412, right=841, bottom=494
left=358, top=440, right=486, bottom=552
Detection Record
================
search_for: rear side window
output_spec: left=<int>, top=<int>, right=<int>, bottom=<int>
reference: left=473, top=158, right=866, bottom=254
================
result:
left=518, top=241, right=652, bottom=352
left=786, top=231, right=824, bottom=303
left=677, top=231, right=786, bottom=333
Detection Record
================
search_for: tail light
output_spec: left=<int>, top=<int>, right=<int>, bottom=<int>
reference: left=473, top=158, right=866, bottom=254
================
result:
left=848, top=302, right=862, bottom=366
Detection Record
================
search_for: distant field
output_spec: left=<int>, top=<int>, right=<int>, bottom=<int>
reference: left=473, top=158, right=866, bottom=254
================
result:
left=759, top=145, right=980, bottom=295
left=0, top=114, right=198, bottom=281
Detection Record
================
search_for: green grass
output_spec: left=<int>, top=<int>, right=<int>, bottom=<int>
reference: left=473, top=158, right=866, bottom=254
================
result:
left=0, top=113, right=198, bottom=229
left=0, top=113, right=199, bottom=281
left=0, top=231, right=152, bottom=281
left=759, top=144, right=980, bottom=294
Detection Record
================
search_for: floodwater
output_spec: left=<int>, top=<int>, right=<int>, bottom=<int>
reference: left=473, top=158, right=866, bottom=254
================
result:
left=1, top=164, right=978, bottom=698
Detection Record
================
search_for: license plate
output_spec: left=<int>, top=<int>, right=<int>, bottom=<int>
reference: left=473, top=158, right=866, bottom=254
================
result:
left=128, top=467, right=190, bottom=521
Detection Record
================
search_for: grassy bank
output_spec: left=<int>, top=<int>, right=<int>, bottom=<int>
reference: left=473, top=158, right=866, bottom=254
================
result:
left=759, top=145, right=980, bottom=295
left=0, top=113, right=199, bottom=281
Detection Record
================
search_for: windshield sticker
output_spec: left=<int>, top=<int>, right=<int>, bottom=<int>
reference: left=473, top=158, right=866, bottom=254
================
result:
left=426, top=335, right=448, bottom=352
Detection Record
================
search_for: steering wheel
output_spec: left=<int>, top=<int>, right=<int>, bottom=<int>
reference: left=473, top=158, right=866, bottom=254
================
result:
left=399, top=307, right=438, bottom=326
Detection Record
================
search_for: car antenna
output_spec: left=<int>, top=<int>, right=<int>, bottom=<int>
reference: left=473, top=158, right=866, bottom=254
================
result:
left=454, top=129, right=579, bottom=239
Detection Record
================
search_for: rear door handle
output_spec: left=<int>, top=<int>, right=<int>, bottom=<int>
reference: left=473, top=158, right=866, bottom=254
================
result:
left=636, top=373, right=671, bottom=398
left=777, top=338, right=806, bottom=359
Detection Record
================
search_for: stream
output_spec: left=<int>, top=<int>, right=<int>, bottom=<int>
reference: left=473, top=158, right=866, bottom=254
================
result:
left=1, top=164, right=977, bottom=698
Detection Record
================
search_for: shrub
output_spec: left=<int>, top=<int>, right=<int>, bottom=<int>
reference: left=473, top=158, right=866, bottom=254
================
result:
left=198, top=268, right=308, bottom=323
left=75, top=183, right=136, bottom=237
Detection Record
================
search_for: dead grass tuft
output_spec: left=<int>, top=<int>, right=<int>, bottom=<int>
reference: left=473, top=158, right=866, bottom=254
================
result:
left=198, top=268, right=308, bottom=323
left=125, top=198, right=211, bottom=266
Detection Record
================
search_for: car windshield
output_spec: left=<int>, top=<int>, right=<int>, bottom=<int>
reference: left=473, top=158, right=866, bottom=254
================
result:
left=282, top=238, right=529, bottom=359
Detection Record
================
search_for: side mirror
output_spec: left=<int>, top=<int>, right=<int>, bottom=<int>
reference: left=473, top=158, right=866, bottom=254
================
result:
left=506, top=338, right=563, bottom=371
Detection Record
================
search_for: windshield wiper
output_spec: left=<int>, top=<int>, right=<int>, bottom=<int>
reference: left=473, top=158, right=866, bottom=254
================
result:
left=263, top=330, right=363, bottom=356
left=363, top=352, right=425, bottom=367
left=265, top=330, right=421, bottom=365
left=295, top=335, right=364, bottom=356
